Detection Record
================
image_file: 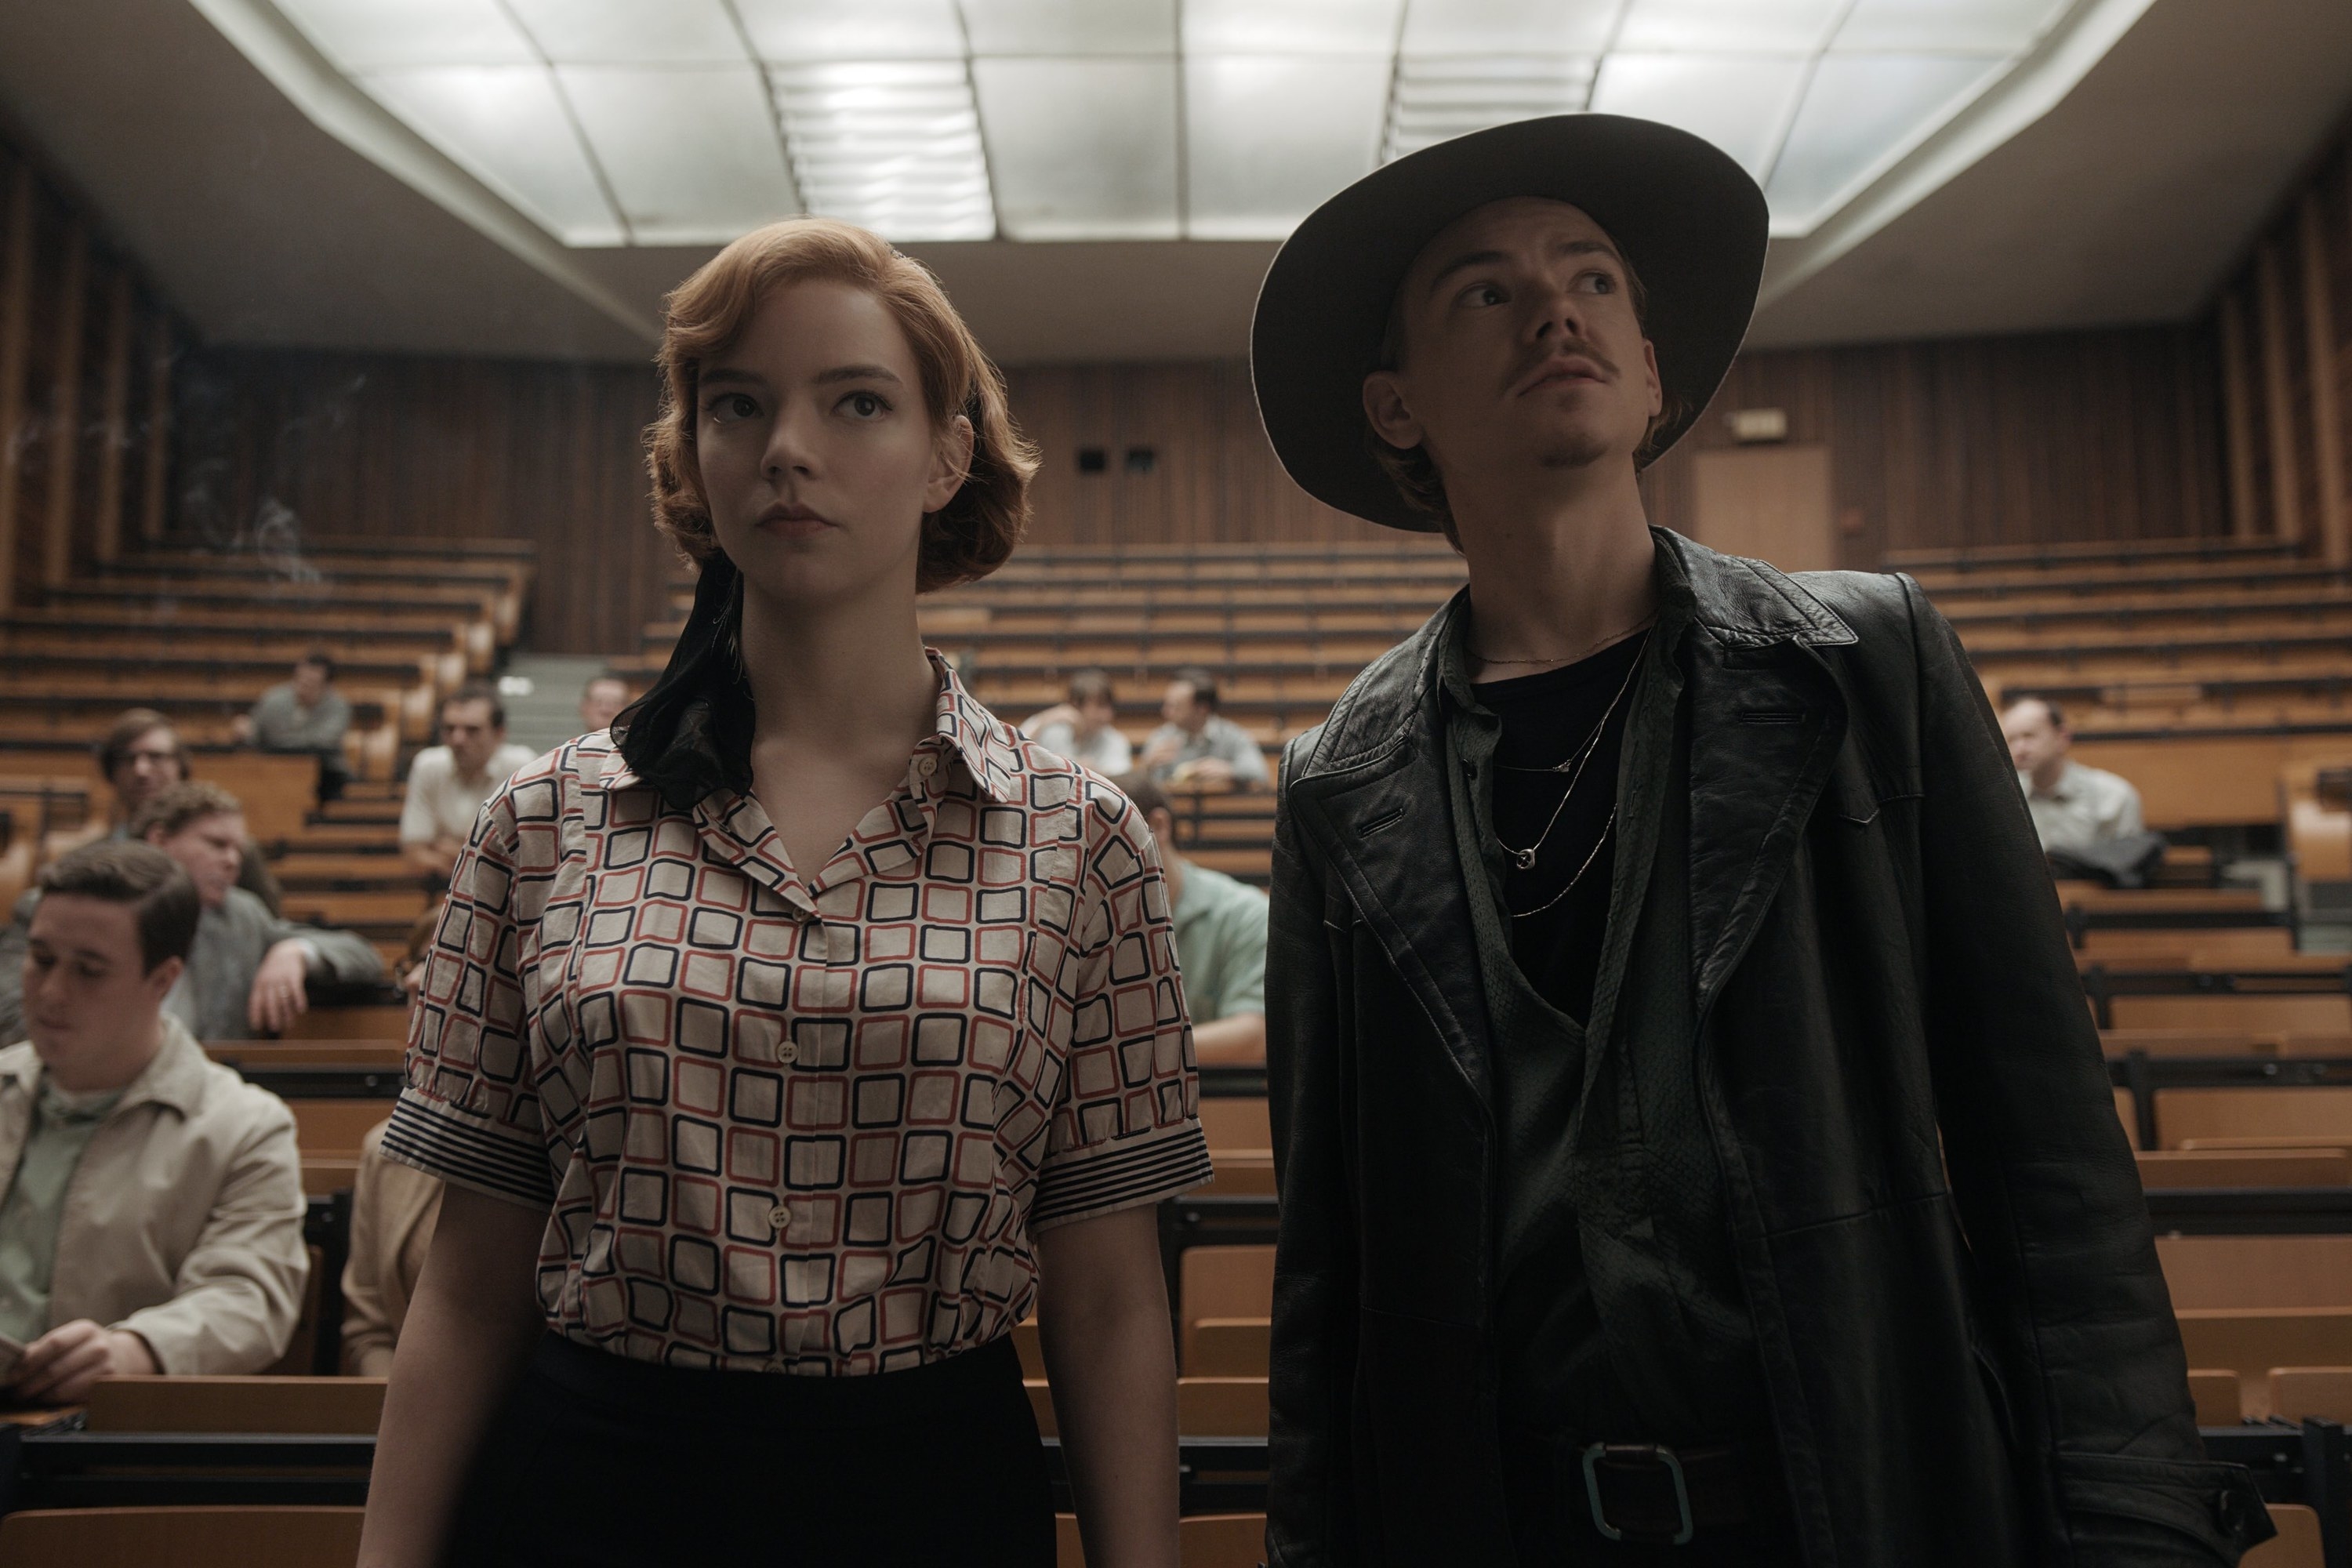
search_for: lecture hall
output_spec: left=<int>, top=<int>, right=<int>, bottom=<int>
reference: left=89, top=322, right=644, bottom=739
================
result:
left=1, top=1, right=2350, bottom=1565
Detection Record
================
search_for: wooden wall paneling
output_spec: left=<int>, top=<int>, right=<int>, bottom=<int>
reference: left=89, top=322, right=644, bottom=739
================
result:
left=92, top=266, right=134, bottom=564
left=41, top=216, right=86, bottom=588
left=0, top=160, right=34, bottom=608
left=138, top=309, right=172, bottom=546
left=2303, top=187, right=2350, bottom=561
left=2257, top=235, right=2306, bottom=542
left=2221, top=288, right=2261, bottom=536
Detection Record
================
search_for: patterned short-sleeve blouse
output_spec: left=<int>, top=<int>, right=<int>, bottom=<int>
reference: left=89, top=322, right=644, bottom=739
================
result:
left=384, top=657, right=1213, bottom=1374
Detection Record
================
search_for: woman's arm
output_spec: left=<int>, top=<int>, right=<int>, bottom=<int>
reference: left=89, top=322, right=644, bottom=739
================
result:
left=356, top=1185, right=549, bottom=1568
left=1034, top=1205, right=1181, bottom=1568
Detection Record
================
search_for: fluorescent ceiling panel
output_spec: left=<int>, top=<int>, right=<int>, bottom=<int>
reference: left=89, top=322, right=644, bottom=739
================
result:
left=1615, top=0, right=1848, bottom=54
left=960, top=0, right=1174, bottom=56
left=1189, top=57, right=1390, bottom=238
left=361, top=66, right=622, bottom=243
left=1184, top=0, right=1402, bottom=55
left=1835, top=0, right=2071, bottom=53
left=274, top=0, right=532, bottom=69
left=504, top=0, right=745, bottom=65
left=732, top=0, right=966, bottom=61
left=1588, top=53, right=1809, bottom=176
left=974, top=58, right=1179, bottom=239
left=1766, top=52, right=2005, bottom=227
left=1398, top=0, right=1625, bottom=57
left=770, top=61, right=995, bottom=240
left=559, top=67, right=798, bottom=245
left=1384, top=56, right=1594, bottom=161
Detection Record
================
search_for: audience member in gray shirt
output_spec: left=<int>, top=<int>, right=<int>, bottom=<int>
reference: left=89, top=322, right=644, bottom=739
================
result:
left=0, top=782, right=383, bottom=1044
left=234, top=652, right=353, bottom=800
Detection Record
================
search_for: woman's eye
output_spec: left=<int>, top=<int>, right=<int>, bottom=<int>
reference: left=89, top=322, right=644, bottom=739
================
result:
left=1580, top=271, right=1616, bottom=294
left=1465, top=283, right=1505, bottom=307
left=706, top=393, right=757, bottom=421
left=841, top=391, right=888, bottom=418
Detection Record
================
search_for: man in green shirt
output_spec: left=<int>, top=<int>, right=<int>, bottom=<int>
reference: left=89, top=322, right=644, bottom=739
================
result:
left=1118, top=774, right=1268, bottom=1066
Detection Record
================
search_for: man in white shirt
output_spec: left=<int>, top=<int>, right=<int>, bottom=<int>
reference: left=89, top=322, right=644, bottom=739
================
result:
left=400, top=684, right=535, bottom=880
left=1138, top=667, right=1270, bottom=791
left=2002, top=695, right=2144, bottom=855
left=1020, top=669, right=1133, bottom=775
left=578, top=673, right=631, bottom=739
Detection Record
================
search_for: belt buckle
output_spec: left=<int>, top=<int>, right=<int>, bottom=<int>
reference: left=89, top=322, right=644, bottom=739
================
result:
left=1581, top=1442, right=1697, bottom=1547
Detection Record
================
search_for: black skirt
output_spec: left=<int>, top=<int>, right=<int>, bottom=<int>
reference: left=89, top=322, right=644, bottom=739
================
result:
left=441, top=1332, right=1053, bottom=1567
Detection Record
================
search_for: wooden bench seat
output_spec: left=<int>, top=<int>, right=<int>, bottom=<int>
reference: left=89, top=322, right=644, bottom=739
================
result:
left=1889, top=537, right=2299, bottom=575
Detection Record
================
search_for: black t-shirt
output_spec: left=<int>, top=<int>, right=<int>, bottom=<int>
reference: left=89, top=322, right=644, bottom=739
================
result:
left=1474, top=630, right=1650, bottom=1025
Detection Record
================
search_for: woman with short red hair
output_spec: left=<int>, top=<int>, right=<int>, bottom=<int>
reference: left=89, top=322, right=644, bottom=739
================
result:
left=358, top=220, right=1209, bottom=1568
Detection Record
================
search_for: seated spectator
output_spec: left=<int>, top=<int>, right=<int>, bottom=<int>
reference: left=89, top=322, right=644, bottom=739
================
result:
left=0, top=783, right=386, bottom=1044
left=0, top=841, right=307, bottom=1403
left=1020, top=669, right=1134, bottom=774
left=400, top=683, right=535, bottom=881
left=339, top=1117, right=442, bottom=1377
left=1119, top=773, right=1269, bottom=1067
left=1138, top=667, right=1269, bottom=791
left=65, top=710, right=282, bottom=913
left=2002, top=695, right=2145, bottom=855
left=94, top=709, right=187, bottom=833
left=578, top=672, right=631, bottom=739
left=232, top=649, right=353, bottom=800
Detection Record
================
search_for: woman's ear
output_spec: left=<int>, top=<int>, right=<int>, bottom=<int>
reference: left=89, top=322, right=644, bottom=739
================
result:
left=924, top=413, right=977, bottom=514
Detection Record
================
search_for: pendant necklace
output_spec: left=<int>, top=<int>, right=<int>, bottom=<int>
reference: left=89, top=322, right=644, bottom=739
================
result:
left=1490, top=637, right=1646, bottom=875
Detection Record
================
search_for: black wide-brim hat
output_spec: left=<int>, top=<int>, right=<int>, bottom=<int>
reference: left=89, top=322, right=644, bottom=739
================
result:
left=1250, top=114, right=1770, bottom=532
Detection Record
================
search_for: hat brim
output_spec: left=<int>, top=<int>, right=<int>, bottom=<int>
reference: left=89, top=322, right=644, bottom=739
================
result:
left=1250, top=114, right=1769, bottom=533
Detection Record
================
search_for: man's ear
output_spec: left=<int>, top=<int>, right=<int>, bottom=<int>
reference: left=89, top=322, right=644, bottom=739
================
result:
left=143, top=954, right=185, bottom=1004
left=1363, top=371, right=1425, bottom=453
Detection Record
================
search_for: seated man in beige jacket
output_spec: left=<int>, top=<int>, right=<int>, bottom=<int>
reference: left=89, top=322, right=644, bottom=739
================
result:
left=0, top=841, right=308, bottom=1403
left=339, top=1117, right=442, bottom=1376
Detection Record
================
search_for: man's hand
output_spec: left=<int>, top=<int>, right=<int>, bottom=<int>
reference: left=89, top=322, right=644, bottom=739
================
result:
left=1140, top=731, right=1184, bottom=768
left=401, top=837, right=462, bottom=880
left=9, top=1320, right=157, bottom=1405
left=249, top=939, right=314, bottom=1033
left=1168, top=757, right=1236, bottom=790
left=229, top=715, right=256, bottom=744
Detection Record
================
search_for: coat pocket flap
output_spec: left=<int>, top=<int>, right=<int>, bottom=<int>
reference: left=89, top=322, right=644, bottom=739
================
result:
left=2055, top=1450, right=2275, bottom=1557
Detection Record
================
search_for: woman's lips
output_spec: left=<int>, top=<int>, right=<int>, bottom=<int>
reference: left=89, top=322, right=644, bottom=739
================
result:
left=758, top=503, right=835, bottom=537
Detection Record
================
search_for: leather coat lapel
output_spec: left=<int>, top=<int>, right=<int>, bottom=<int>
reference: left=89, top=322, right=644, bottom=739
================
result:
left=1672, top=533, right=1857, bottom=1014
left=1287, top=604, right=1496, bottom=1111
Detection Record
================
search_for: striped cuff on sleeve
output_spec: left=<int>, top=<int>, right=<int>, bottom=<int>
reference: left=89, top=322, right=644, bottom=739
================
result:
left=1031, top=1119, right=1215, bottom=1232
left=383, top=1087, right=555, bottom=1210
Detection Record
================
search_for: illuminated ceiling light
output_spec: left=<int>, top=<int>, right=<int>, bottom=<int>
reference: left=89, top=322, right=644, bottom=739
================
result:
left=1588, top=52, right=1810, bottom=177
left=561, top=66, right=800, bottom=245
left=971, top=58, right=1179, bottom=240
left=770, top=61, right=996, bottom=241
left=1383, top=55, right=1595, bottom=162
left=1765, top=51, right=2005, bottom=229
left=360, top=65, right=623, bottom=243
left=1188, top=57, right=1391, bottom=238
left=731, top=0, right=966, bottom=60
left=1183, top=0, right=1402, bottom=55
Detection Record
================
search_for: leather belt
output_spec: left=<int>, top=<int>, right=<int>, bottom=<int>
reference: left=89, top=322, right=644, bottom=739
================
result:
left=1578, top=1443, right=1755, bottom=1547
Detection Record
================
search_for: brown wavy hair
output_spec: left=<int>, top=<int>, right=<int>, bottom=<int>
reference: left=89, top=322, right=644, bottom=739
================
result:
left=646, top=218, right=1036, bottom=592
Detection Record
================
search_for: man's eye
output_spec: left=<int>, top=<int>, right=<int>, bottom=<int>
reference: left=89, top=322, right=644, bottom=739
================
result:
left=1466, top=284, right=1505, bottom=307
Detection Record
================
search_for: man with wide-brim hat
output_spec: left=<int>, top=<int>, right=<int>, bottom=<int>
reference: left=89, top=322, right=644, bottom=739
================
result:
left=1254, top=114, right=2269, bottom=1566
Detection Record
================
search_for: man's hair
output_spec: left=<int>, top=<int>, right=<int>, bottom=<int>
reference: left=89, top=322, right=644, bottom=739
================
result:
left=646, top=216, right=1038, bottom=593
left=298, top=648, right=336, bottom=680
left=586, top=671, right=630, bottom=695
left=95, top=709, right=183, bottom=779
left=1066, top=669, right=1116, bottom=707
left=2005, top=694, right=2068, bottom=731
left=441, top=681, right=506, bottom=731
left=1368, top=234, right=1671, bottom=550
left=1171, top=667, right=1219, bottom=711
left=1116, top=771, right=1173, bottom=823
left=131, top=780, right=244, bottom=842
left=38, top=840, right=202, bottom=971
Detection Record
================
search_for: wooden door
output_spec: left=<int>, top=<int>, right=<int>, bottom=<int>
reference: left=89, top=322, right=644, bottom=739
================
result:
left=1690, top=445, right=1835, bottom=572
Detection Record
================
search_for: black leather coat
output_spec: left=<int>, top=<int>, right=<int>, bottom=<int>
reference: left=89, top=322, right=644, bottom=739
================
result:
left=1263, top=532, right=2273, bottom=1566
